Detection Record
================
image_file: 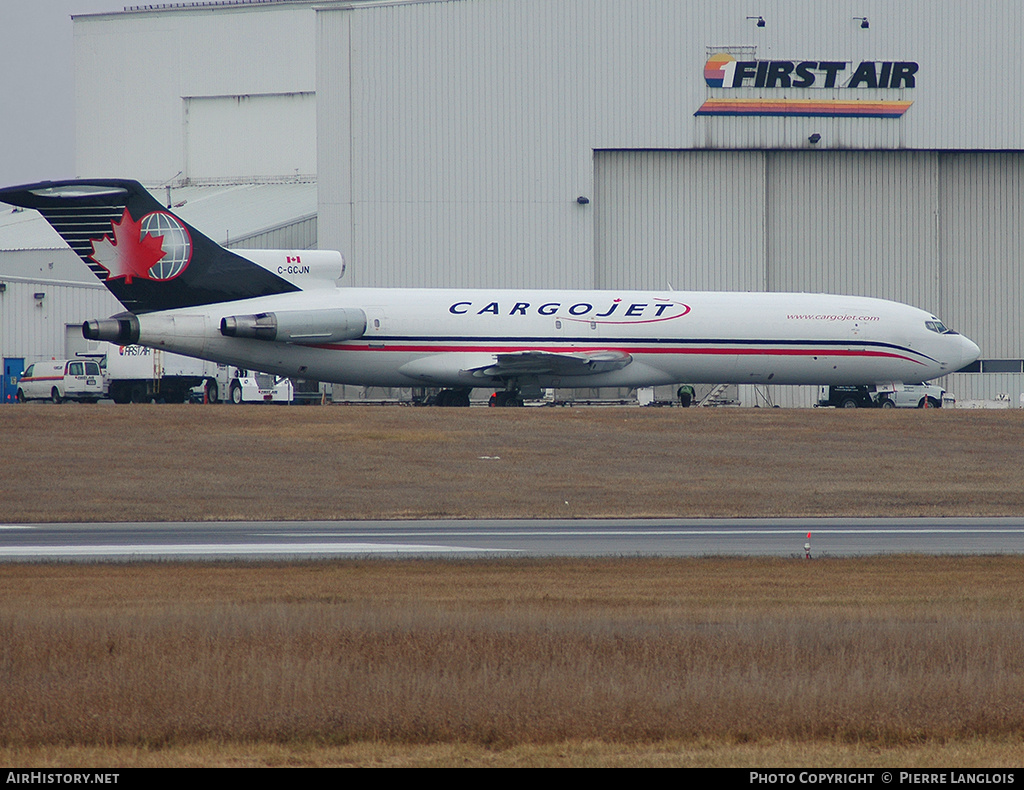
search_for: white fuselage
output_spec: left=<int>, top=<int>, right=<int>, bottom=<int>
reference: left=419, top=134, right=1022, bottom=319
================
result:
left=128, top=288, right=980, bottom=390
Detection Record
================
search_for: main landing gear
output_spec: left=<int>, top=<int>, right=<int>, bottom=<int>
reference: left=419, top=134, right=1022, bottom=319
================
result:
left=430, top=386, right=527, bottom=407
left=489, top=391, right=524, bottom=407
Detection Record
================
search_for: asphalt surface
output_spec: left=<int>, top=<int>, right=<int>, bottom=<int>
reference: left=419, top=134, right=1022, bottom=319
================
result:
left=4, top=517, right=1024, bottom=561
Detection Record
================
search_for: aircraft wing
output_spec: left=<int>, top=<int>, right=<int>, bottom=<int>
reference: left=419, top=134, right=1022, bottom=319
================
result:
left=467, top=349, right=633, bottom=379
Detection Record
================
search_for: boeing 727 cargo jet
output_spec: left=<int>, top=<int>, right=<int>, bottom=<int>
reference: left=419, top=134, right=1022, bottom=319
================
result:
left=0, top=179, right=979, bottom=406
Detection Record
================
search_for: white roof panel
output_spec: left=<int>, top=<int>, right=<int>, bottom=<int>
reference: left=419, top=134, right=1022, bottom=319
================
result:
left=0, top=206, right=66, bottom=251
left=160, top=182, right=318, bottom=246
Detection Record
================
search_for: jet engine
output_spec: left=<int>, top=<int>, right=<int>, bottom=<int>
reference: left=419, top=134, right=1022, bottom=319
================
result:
left=219, top=307, right=367, bottom=343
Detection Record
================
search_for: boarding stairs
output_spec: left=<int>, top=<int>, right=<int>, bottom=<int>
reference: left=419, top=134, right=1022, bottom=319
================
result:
left=698, top=383, right=739, bottom=407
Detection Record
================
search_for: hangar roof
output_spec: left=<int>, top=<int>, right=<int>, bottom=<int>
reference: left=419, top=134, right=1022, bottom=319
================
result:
left=76, top=1, right=348, bottom=19
left=0, top=205, right=64, bottom=251
left=166, top=181, right=318, bottom=247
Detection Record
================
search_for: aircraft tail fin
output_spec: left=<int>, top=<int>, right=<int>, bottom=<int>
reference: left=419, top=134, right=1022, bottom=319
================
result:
left=0, top=179, right=300, bottom=313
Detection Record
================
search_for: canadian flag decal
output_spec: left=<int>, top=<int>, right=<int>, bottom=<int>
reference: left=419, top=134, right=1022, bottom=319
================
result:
left=89, top=209, right=192, bottom=283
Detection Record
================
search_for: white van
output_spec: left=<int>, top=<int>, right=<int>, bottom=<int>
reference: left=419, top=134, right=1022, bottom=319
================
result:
left=16, top=359, right=105, bottom=403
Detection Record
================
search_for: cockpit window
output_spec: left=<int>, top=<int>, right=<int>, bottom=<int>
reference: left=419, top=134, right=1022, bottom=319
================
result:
left=925, top=320, right=950, bottom=334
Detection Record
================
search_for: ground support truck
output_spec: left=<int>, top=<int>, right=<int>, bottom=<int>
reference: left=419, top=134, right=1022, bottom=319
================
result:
left=198, top=364, right=294, bottom=404
left=817, top=384, right=947, bottom=409
left=75, top=340, right=305, bottom=405
left=102, top=344, right=206, bottom=403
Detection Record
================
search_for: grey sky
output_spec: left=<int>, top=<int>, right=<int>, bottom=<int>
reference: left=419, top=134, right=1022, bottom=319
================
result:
left=0, top=0, right=129, bottom=187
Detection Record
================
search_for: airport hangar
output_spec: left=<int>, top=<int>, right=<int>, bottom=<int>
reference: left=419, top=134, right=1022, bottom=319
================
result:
left=4, top=0, right=1023, bottom=407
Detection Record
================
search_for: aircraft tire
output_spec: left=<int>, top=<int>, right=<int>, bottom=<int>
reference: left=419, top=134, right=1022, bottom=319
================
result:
left=494, top=391, right=523, bottom=407
left=435, top=389, right=471, bottom=407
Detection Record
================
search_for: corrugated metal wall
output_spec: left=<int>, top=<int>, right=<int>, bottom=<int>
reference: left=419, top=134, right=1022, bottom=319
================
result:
left=940, top=154, right=1024, bottom=361
left=765, top=151, right=941, bottom=306
left=0, top=256, right=121, bottom=366
left=595, top=149, right=1022, bottom=363
left=319, top=0, right=596, bottom=288
left=227, top=216, right=318, bottom=251
left=594, top=151, right=765, bottom=291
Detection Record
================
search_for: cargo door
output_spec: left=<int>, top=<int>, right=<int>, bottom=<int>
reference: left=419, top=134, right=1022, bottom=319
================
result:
left=65, top=361, right=87, bottom=398
left=82, top=361, right=103, bottom=397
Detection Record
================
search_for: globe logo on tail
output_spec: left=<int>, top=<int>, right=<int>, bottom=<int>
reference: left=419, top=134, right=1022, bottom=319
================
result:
left=141, top=211, right=192, bottom=280
left=89, top=209, right=192, bottom=283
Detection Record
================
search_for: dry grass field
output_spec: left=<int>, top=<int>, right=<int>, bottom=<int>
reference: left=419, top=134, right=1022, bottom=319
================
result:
left=3, top=404, right=1024, bottom=767
left=3, top=556, right=1024, bottom=767
left=1, top=404, right=1023, bottom=521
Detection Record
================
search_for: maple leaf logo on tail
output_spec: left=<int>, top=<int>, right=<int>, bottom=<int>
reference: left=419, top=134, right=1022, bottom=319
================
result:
left=89, top=208, right=166, bottom=284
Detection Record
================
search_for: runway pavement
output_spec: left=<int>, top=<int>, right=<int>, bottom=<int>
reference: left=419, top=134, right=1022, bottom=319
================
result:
left=3, top=517, right=1024, bottom=561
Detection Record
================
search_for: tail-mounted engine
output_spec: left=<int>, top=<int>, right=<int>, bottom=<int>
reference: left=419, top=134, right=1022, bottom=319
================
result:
left=219, top=307, right=367, bottom=343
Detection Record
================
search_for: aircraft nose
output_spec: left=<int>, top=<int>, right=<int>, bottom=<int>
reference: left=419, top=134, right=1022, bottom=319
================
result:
left=958, top=335, right=981, bottom=369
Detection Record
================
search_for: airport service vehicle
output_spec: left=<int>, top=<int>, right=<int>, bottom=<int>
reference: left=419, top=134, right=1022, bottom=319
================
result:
left=102, top=343, right=207, bottom=403
left=87, top=342, right=296, bottom=404
left=883, top=383, right=946, bottom=408
left=0, top=179, right=981, bottom=406
left=16, top=359, right=104, bottom=403
left=818, top=383, right=946, bottom=409
left=199, top=364, right=294, bottom=404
